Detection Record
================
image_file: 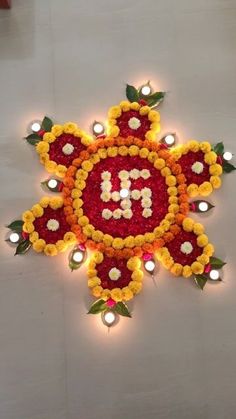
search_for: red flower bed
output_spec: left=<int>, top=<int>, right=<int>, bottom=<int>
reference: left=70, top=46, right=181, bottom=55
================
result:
left=33, top=207, right=71, bottom=243
left=82, top=155, right=169, bottom=237
left=178, top=151, right=210, bottom=186
left=116, top=110, right=151, bottom=140
left=166, top=229, right=202, bottom=265
left=49, top=134, right=86, bottom=166
left=96, top=256, right=132, bottom=290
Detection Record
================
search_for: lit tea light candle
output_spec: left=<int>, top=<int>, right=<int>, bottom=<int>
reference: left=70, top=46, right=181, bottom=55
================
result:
left=102, top=310, right=116, bottom=327
left=9, top=232, right=20, bottom=244
left=92, top=121, right=105, bottom=136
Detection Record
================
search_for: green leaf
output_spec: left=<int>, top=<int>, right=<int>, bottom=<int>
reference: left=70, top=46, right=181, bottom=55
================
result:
left=210, top=256, right=226, bottom=269
left=41, top=116, right=53, bottom=132
left=126, top=84, right=139, bottom=102
left=146, top=91, right=165, bottom=107
left=195, top=274, right=208, bottom=290
left=25, top=133, right=41, bottom=145
left=213, top=142, right=224, bottom=155
left=14, top=239, right=31, bottom=255
left=115, top=302, right=132, bottom=318
left=88, top=299, right=106, bottom=314
left=69, top=260, right=81, bottom=271
left=223, top=161, right=236, bottom=173
left=7, top=220, right=23, bottom=232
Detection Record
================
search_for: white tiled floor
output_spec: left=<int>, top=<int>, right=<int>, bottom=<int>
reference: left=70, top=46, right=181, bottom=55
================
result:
left=1, top=1, right=236, bottom=418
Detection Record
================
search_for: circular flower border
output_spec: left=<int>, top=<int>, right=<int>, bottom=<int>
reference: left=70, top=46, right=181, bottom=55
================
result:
left=63, top=136, right=190, bottom=257
left=87, top=252, right=143, bottom=302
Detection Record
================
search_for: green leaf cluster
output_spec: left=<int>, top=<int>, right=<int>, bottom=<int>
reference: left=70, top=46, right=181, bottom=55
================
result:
left=126, top=84, right=165, bottom=107
left=88, top=299, right=131, bottom=318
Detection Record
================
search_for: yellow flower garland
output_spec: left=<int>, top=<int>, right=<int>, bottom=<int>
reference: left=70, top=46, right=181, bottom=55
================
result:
left=22, top=196, right=77, bottom=256
left=36, top=122, right=93, bottom=178
left=87, top=252, right=143, bottom=302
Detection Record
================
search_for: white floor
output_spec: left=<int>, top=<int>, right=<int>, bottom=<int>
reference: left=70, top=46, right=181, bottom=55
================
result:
left=1, top=1, right=236, bottom=418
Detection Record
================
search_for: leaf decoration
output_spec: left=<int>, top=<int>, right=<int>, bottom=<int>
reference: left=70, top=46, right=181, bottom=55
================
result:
left=7, top=220, right=23, bottom=232
left=146, top=91, right=165, bottom=107
left=195, top=274, right=208, bottom=290
left=88, top=299, right=106, bottom=314
left=223, top=161, right=236, bottom=173
left=25, top=133, right=41, bottom=145
left=210, top=256, right=226, bottom=269
left=15, top=239, right=32, bottom=255
left=213, top=142, right=224, bottom=155
left=126, top=84, right=139, bottom=103
left=41, top=116, right=53, bottom=132
left=115, top=302, right=132, bottom=318
left=69, top=259, right=81, bottom=271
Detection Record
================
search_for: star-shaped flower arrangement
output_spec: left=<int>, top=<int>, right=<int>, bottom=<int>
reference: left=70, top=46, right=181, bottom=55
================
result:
left=6, top=81, right=235, bottom=326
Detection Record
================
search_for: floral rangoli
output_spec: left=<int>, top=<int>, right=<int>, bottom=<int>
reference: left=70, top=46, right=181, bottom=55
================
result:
left=6, top=82, right=235, bottom=322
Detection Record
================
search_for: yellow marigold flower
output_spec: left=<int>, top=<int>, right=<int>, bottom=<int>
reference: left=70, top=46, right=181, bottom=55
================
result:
left=56, top=240, right=67, bottom=252
left=119, top=101, right=130, bottom=112
left=151, top=122, right=161, bottom=132
left=101, top=289, right=111, bottom=301
left=166, top=175, right=177, bottom=187
left=55, top=165, right=67, bottom=178
left=197, top=254, right=209, bottom=265
left=82, top=136, right=93, bottom=147
left=204, top=151, right=217, bottom=165
left=209, top=163, right=222, bottom=176
left=167, top=186, right=178, bottom=196
left=130, top=102, right=140, bottom=111
left=51, top=124, right=63, bottom=137
left=128, top=281, right=142, bottom=294
left=210, top=176, right=221, bottom=189
left=91, top=230, right=103, bottom=242
left=75, top=208, right=83, bottom=218
left=139, top=105, right=150, bottom=116
left=165, top=213, right=175, bottom=223
left=127, top=256, right=141, bottom=271
left=129, top=145, right=139, bottom=156
left=203, top=243, right=214, bottom=257
left=88, top=260, right=96, bottom=270
left=112, top=237, right=124, bottom=250
left=88, top=277, right=101, bottom=288
left=78, top=215, right=89, bottom=227
left=148, top=110, right=160, bottom=122
left=139, top=147, right=149, bottom=158
left=22, top=210, right=35, bottom=223
left=29, top=231, right=39, bottom=243
left=63, top=232, right=77, bottom=245
left=122, top=287, right=134, bottom=301
left=63, top=122, right=77, bottom=134
left=187, top=140, right=200, bottom=152
left=198, top=181, right=213, bottom=196
left=200, top=142, right=211, bottom=153
left=73, top=128, right=83, bottom=137
left=36, top=141, right=49, bottom=154
left=111, top=288, right=123, bottom=302
left=43, top=132, right=56, bottom=143
left=144, top=232, right=155, bottom=243
left=131, top=270, right=143, bottom=282
left=123, top=236, right=135, bottom=248
left=170, top=263, right=183, bottom=276
left=168, top=204, right=179, bottom=214
left=108, top=125, right=120, bottom=137
left=92, top=286, right=103, bottom=298
left=38, top=196, right=49, bottom=210
left=31, top=204, right=44, bottom=218
left=83, top=224, right=95, bottom=237
left=90, top=153, right=100, bottom=164
left=73, top=198, right=83, bottom=209
left=197, top=234, right=209, bottom=247
left=40, top=153, right=49, bottom=164
left=44, top=244, right=58, bottom=257
left=154, top=158, right=166, bottom=170
left=71, top=188, right=82, bottom=199
left=50, top=196, right=63, bottom=210
left=108, top=106, right=122, bottom=119
left=75, top=179, right=86, bottom=190
left=147, top=151, right=157, bottom=163
left=187, top=184, right=199, bottom=197
left=45, top=160, right=57, bottom=173
left=145, top=130, right=156, bottom=142
left=193, top=222, right=204, bottom=235
left=160, top=219, right=170, bottom=231
left=183, top=217, right=194, bottom=232
left=103, top=234, right=113, bottom=247
left=169, top=196, right=178, bottom=204
left=81, top=160, right=93, bottom=172
left=33, top=239, right=46, bottom=252
left=93, top=251, right=104, bottom=264
left=87, top=269, right=97, bottom=278
left=118, top=146, right=128, bottom=156
left=134, top=234, right=145, bottom=246
left=108, top=118, right=117, bottom=126
left=154, top=227, right=164, bottom=238
left=191, top=261, right=204, bottom=275
left=183, top=265, right=192, bottom=278
left=107, top=146, right=118, bottom=157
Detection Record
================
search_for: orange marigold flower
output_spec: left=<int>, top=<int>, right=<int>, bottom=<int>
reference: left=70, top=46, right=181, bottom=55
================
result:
left=63, top=187, right=71, bottom=197
left=86, top=240, right=98, bottom=250
left=180, top=203, right=189, bottom=214
left=171, top=164, right=182, bottom=175
left=175, top=213, right=185, bottom=225
left=170, top=224, right=181, bottom=235
left=64, top=197, right=73, bottom=207
left=105, top=247, right=115, bottom=257
left=63, top=177, right=75, bottom=188
left=142, top=243, right=154, bottom=253
left=66, top=215, right=77, bottom=225
left=64, top=205, right=73, bottom=215
left=72, top=158, right=82, bottom=167
left=176, top=174, right=186, bottom=184
left=178, top=184, right=187, bottom=194
left=80, top=151, right=90, bottom=160
left=163, top=232, right=174, bottom=242
left=133, top=247, right=143, bottom=257
left=153, top=239, right=165, bottom=249
left=179, top=194, right=189, bottom=203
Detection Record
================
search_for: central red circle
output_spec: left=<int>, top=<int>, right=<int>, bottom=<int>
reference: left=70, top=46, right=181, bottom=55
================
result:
left=81, top=155, right=169, bottom=237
